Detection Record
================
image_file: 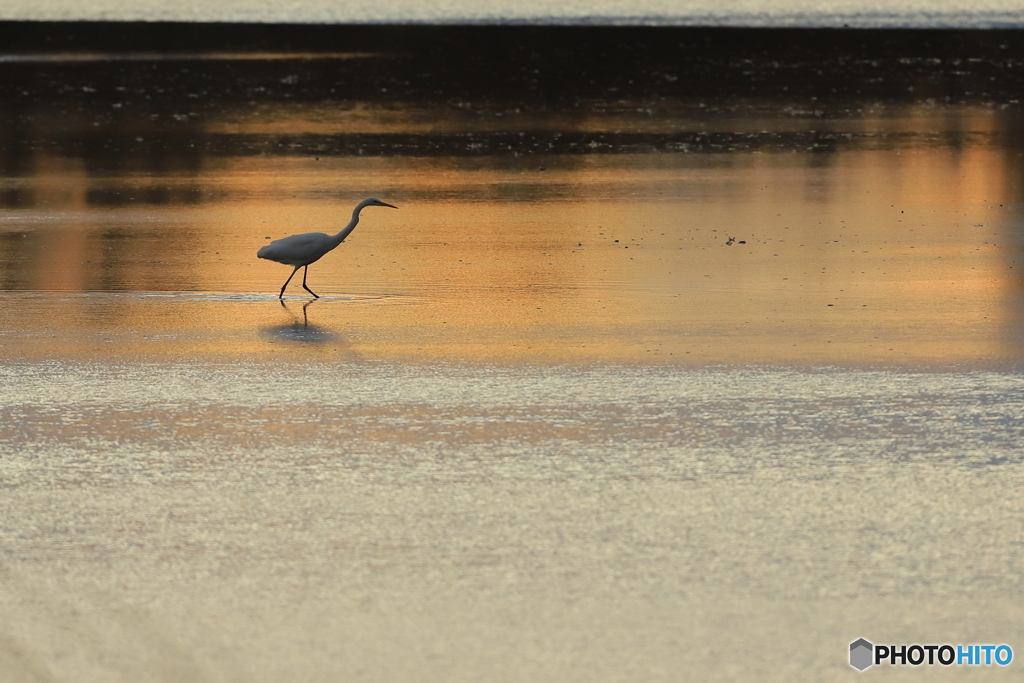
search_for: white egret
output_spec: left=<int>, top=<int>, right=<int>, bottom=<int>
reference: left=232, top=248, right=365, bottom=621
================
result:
left=257, top=197, right=397, bottom=298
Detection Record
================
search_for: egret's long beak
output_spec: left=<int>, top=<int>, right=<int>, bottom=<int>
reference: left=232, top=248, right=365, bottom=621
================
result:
left=381, top=202, right=398, bottom=209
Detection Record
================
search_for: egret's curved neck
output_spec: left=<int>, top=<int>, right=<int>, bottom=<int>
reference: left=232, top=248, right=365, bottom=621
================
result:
left=331, top=200, right=373, bottom=246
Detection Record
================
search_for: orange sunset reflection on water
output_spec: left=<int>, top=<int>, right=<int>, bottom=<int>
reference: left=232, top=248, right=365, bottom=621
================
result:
left=1, top=102, right=1023, bottom=365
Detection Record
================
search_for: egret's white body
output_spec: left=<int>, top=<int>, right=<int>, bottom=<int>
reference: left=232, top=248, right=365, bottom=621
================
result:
left=258, top=197, right=397, bottom=298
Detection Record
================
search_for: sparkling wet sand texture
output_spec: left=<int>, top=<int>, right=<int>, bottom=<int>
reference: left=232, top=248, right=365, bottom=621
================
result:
left=1, top=25, right=1024, bottom=681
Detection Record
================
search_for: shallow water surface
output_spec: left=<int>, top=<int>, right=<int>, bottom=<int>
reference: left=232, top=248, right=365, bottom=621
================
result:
left=1, top=31, right=1023, bottom=365
left=2, top=117, right=1024, bottom=364
left=3, top=30, right=1024, bottom=365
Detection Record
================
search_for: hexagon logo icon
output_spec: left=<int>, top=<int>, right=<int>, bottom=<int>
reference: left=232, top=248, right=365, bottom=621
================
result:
left=850, top=638, right=874, bottom=671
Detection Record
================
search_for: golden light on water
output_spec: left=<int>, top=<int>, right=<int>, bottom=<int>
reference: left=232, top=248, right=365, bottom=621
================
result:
left=1, top=103, right=1022, bottom=364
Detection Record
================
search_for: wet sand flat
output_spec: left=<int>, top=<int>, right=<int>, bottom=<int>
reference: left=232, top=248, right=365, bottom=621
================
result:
left=2, top=362, right=1024, bottom=682
left=2, top=25, right=1024, bottom=682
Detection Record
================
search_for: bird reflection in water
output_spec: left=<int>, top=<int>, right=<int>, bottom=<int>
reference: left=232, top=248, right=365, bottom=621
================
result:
left=260, top=298, right=340, bottom=345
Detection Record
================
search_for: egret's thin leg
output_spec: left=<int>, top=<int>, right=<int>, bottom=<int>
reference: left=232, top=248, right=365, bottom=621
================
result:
left=301, top=265, right=320, bottom=298
left=279, top=266, right=300, bottom=299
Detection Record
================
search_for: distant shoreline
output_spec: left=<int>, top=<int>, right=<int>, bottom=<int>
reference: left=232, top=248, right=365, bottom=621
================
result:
left=1, top=3, right=1024, bottom=29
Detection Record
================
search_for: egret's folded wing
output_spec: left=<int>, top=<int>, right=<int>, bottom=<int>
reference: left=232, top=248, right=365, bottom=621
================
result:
left=257, top=232, right=331, bottom=265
